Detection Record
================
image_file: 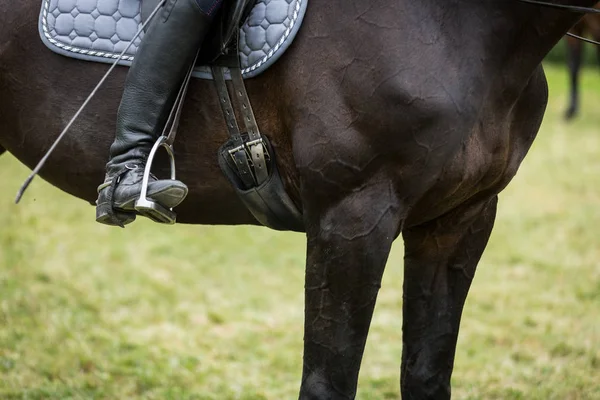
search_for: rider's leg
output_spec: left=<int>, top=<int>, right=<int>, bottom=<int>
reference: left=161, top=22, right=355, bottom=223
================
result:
left=96, top=0, right=223, bottom=227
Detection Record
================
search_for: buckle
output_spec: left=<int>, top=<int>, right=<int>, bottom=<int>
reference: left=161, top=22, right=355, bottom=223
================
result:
left=228, top=144, right=246, bottom=156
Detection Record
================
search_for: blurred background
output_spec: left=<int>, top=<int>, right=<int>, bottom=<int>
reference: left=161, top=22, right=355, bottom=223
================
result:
left=1, top=38, right=600, bottom=399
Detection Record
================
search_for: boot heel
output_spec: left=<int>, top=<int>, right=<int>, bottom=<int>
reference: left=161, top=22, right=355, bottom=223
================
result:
left=135, top=199, right=177, bottom=224
left=96, top=203, right=136, bottom=227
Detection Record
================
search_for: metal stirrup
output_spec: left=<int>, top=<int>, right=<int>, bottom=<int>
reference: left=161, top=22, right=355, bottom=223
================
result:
left=134, top=51, right=199, bottom=224
left=135, top=136, right=178, bottom=224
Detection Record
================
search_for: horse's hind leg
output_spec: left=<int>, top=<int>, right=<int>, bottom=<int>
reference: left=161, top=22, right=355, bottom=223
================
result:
left=400, top=196, right=498, bottom=399
left=565, top=25, right=584, bottom=120
left=299, top=182, right=404, bottom=399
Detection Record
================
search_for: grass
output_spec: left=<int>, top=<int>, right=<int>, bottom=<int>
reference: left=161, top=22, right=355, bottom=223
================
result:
left=1, top=63, right=599, bottom=399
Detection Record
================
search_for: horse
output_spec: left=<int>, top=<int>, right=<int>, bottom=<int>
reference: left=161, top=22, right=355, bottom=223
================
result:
left=0, top=0, right=596, bottom=398
left=564, top=2, right=600, bottom=119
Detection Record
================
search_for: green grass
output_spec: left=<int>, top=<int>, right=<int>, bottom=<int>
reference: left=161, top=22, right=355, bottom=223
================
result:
left=1, top=63, right=599, bottom=399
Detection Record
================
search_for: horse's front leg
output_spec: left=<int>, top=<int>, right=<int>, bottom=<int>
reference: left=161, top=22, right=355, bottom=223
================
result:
left=298, top=180, right=404, bottom=400
left=401, top=196, right=498, bottom=399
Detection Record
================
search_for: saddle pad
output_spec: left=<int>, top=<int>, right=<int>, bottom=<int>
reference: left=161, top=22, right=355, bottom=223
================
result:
left=38, top=0, right=307, bottom=79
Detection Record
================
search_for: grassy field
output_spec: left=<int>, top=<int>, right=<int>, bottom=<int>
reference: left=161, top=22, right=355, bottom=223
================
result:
left=1, top=64, right=599, bottom=399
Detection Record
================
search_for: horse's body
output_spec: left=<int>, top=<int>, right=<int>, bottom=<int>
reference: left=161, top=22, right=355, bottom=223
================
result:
left=565, top=2, right=600, bottom=119
left=0, top=0, right=593, bottom=398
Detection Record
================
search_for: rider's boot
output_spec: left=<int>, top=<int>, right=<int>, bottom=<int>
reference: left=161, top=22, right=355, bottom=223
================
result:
left=96, top=0, right=220, bottom=227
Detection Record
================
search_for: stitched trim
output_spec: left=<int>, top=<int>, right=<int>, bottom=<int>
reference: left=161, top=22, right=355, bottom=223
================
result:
left=41, top=0, right=135, bottom=61
left=241, top=0, right=302, bottom=74
left=40, top=0, right=304, bottom=73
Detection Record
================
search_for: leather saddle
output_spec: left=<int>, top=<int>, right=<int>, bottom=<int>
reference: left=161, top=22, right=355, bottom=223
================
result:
left=142, top=0, right=256, bottom=62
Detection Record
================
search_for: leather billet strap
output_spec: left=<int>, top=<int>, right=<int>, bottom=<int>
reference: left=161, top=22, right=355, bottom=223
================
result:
left=211, top=65, right=256, bottom=188
left=210, top=33, right=270, bottom=188
left=229, top=67, right=269, bottom=185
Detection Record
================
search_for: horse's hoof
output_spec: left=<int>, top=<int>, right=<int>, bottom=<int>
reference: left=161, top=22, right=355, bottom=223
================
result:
left=564, top=107, right=578, bottom=120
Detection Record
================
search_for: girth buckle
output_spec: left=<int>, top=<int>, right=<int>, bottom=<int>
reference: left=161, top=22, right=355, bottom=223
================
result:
left=227, top=137, right=270, bottom=186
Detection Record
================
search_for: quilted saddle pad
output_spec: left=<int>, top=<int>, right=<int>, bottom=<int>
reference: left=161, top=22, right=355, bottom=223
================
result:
left=38, top=0, right=307, bottom=79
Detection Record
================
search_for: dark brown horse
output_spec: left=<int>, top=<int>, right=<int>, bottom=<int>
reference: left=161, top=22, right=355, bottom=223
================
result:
left=0, top=0, right=596, bottom=398
left=565, top=2, right=600, bottom=119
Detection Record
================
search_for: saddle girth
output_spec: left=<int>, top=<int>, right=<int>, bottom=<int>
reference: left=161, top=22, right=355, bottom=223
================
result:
left=210, top=36, right=304, bottom=232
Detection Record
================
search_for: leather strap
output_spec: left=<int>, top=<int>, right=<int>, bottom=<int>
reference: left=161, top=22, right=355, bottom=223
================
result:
left=230, top=67, right=269, bottom=185
left=211, top=65, right=256, bottom=188
left=211, top=33, right=270, bottom=187
left=211, top=66, right=242, bottom=144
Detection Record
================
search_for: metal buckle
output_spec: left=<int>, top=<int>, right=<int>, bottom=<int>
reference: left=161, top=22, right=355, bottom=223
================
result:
left=245, top=138, right=263, bottom=147
left=228, top=144, right=246, bottom=156
left=227, top=138, right=270, bottom=179
left=246, top=138, right=270, bottom=159
left=134, top=135, right=177, bottom=225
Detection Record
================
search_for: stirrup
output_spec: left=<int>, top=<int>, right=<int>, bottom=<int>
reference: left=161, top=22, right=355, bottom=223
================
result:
left=134, top=135, right=178, bottom=224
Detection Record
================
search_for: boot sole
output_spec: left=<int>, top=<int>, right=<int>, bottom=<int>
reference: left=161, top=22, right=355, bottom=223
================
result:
left=115, top=185, right=188, bottom=211
left=96, top=186, right=187, bottom=227
left=96, top=203, right=137, bottom=227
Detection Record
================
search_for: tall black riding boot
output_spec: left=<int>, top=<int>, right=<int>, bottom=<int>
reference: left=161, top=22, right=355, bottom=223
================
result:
left=96, top=0, right=222, bottom=227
